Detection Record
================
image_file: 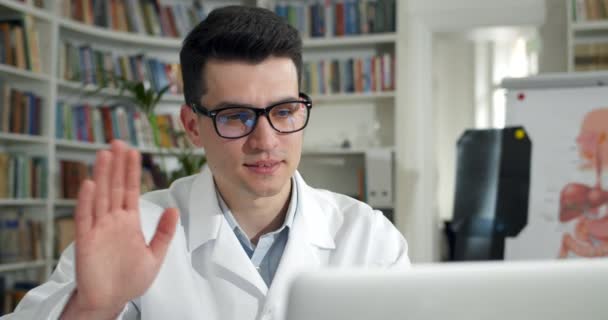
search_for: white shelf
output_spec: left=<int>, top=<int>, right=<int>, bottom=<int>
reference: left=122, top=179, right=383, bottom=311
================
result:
left=138, top=146, right=205, bottom=156
left=57, top=79, right=184, bottom=103
left=303, top=148, right=366, bottom=156
left=59, top=15, right=395, bottom=50
left=302, top=146, right=394, bottom=156
left=572, top=20, right=608, bottom=32
left=0, top=198, right=46, bottom=206
left=54, top=199, right=76, bottom=206
left=56, top=139, right=108, bottom=151
left=56, top=139, right=204, bottom=156
left=303, top=33, right=397, bottom=48
left=59, top=78, right=394, bottom=104
left=312, top=91, right=395, bottom=103
left=58, top=17, right=182, bottom=48
left=0, top=0, right=53, bottom=22
left=0, top=132, right=48, bottom=144
left=0, top=63, right=50, bottom=82
left=0, top=260, right=47, bottom=273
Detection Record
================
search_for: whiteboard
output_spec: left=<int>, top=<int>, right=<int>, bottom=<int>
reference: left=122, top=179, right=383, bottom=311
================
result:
left=503, top=72, right=608, bottom=260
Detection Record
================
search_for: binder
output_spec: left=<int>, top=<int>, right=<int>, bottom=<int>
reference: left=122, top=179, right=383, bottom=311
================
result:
left=365, top=148, right=393, bottom=208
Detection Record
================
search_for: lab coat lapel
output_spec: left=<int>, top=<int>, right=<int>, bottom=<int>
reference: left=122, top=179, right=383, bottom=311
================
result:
left=265, top=172, right=336, bottom=308
left=187, top=166, right=268, bottom=296
left=211, top=220, right=269, bottom=296
left=186, top=165, right=222, bottom=252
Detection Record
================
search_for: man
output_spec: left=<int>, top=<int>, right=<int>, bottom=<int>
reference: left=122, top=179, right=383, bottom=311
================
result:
left=4, top=6, right=409, bottom=320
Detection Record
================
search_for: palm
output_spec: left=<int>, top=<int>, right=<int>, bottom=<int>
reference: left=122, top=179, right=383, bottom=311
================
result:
left=73, top=141, right=178, bottom=311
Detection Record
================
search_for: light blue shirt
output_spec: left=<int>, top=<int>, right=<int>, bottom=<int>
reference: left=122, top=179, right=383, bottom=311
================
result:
left=217, top=178, right=297, bottom=287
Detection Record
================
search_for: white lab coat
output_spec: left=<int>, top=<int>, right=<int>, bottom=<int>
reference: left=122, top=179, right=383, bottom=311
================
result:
left=4, top=166, right=410, bottom=320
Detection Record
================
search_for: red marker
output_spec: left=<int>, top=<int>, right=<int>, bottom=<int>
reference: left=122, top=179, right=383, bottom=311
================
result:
left=517, top=93, right=525, bottom=101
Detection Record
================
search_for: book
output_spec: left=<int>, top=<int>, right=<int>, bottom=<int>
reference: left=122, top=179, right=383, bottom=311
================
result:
left=0, top=209, right=22, bottom=263
left=0, top=14, right=41, bottom=71
left=55, top=216, right=75, bottom=257
left=0, top=276, right=5, bottom=316
left=0, top=153, right=8, bottom=198
left=12, top=25, right=26, bottom=69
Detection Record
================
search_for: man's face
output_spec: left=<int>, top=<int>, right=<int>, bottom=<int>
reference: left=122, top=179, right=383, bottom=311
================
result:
left=195, top=56, right=303, bottom=199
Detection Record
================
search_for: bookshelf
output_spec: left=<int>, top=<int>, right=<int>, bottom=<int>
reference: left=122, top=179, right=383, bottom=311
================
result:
left=53, top=199, right=76, bottom=207
left=567, top=0, right=608, bottom=71
left=303, top=32, right=397, bottom=48
left=0, top=199, right=46, bottom=206
left=0, top=64, right=50, bottom=81
left=0, top=260, right=46, bottom=273
left=0, top=133, right=48, bottom=144
left=58, top=17, right=183, bottom=48
left=0, top=0, right=401, bottom=309
left=312, top=91, right=395, bottom=103
left=57, top=79, right=185, bottom=103
left=56, top=139, right=205, bottom=156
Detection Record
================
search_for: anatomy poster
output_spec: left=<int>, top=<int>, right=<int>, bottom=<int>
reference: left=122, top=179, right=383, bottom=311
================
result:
left=504, top=85, right=608, bottom=260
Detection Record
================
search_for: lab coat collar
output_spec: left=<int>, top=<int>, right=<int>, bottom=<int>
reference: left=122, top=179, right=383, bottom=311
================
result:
left=185, top=165, right=337, bottom=303
left=292, top=170, right=336, bottom=250
left=187, top=165, right=336, bottom=253
left=186, top=165, right=223, bottom=252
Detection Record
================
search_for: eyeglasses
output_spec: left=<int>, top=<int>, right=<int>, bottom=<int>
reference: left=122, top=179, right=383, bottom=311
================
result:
left=189, top=92, right=313, bottom=139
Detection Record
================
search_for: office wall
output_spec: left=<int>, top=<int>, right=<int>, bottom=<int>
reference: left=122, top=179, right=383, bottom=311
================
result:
left=397, top=0, right=546, bottom=262
left=538, top=0, right=568, bottom=73
left=433, top=34, right=476, bottom=222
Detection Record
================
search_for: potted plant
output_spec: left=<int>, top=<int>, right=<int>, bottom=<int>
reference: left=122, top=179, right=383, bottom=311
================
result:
left=115, top=78, right=206, bottom=187
left=74, top=74, right=206, bottom=188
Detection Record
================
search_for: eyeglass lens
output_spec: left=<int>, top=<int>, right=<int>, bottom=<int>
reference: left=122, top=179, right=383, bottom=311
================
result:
left=215, top=102, right=309, bottom=138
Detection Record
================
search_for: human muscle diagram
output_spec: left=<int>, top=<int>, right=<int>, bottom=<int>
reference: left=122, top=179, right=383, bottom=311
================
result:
left=558, top=108, right=608, bottom=258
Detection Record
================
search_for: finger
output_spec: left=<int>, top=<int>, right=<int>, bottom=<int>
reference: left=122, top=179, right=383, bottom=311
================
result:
left=93, top=150, right=112, bottom=219
left=125, top=149, right=142, bottom=211
left=149, top=208, right=179, bottom=261
left=110, top=140, right=128, bottom=211
left=75, top=179, right=95, bottom=238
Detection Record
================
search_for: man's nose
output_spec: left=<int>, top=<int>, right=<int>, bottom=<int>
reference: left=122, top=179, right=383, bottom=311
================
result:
left=246, top=115, right=279, bottom=150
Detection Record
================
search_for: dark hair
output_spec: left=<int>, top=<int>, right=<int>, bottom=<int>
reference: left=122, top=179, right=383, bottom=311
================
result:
left=180, top=5, right=303, bottom=106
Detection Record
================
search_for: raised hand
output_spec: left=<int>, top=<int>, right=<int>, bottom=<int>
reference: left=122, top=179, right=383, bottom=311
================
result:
left=62, top=140, right=179, bottom=319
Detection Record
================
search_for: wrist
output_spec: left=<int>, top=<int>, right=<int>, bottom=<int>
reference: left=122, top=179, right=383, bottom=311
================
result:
left=62, top=291, right=126, bottom=320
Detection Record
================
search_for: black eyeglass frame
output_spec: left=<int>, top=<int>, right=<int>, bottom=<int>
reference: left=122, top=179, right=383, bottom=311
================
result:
left=188, top=92, right=313, bottom=139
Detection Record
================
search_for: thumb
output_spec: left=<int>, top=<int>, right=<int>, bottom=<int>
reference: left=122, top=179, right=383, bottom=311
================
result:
left=149, top=208, right=179, bottom=260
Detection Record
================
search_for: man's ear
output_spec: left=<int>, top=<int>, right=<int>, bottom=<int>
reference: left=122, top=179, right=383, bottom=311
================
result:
left=180, top=104, right=204, bottom=147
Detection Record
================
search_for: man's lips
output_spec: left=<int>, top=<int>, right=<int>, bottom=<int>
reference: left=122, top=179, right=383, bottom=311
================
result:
left=244, top=160, right=282, bottom=167
left=243, top=160, right=283, bottom=174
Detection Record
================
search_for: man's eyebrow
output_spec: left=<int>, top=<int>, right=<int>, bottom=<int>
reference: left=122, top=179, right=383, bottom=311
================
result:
left=212, top=96, right=300, bottom=109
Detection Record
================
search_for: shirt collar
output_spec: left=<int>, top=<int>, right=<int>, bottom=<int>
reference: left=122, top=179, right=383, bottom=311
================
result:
left=216, top=178, right=298, bottom=238
left=184, top=166, right=335, bottom=252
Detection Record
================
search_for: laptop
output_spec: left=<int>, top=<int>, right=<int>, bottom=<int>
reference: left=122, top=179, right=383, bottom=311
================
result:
left=286, top=259, right=607, bottom=320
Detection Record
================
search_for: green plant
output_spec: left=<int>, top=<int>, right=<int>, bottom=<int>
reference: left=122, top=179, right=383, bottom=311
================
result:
left=116, top=78, right=170, bottom=149
left=116, top=78, right=206, bottom=184
left=168, top=131, right=207, bottom=182
left=75, top=74, right=206, bottom=186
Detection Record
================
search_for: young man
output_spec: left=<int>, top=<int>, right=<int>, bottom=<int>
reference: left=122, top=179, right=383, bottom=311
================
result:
left=4, top=6, right=409, bottom=320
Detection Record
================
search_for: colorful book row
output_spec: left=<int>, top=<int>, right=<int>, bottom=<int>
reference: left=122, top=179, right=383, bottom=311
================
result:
left=58, top=157, right=167, bottom=199
left=61, top=0, right=207, bottom=38
left=0, top=14, right=41, bottom=72
left=55, top=101, right=186, bottom=149
left=0, top=209, right=44, bottom=264
left=61, top=41, right=182, bottom=94
left=13, top=0, right=45, bottom=9
left=0, top=80, right=43, bottom=136
left=301, top=54, right=394, bottom=95
left=0, top=153, right=47, bottom=199
left=574, top=43, right=608, bottom=71
left=59, top=160, right=90, bottom=199
left=275, top=0, right=396, bottom=38
left=572, top=0, right=608, bottom=21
